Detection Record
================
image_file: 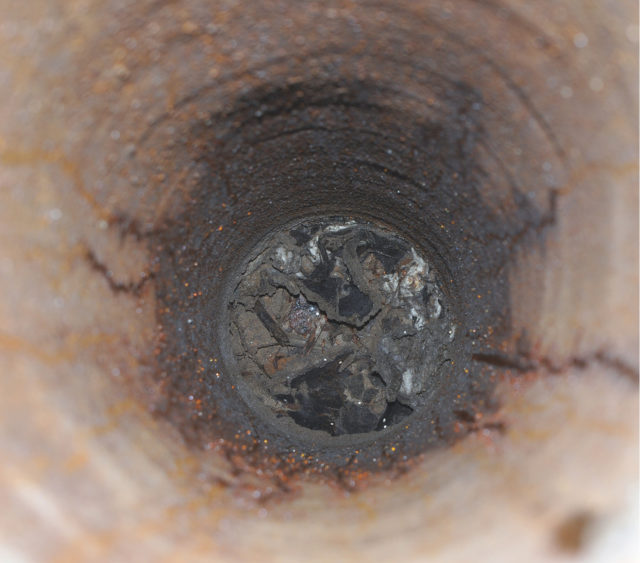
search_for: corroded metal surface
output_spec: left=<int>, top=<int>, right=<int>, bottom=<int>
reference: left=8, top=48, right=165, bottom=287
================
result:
left=0, top=0, right=637, bottom=561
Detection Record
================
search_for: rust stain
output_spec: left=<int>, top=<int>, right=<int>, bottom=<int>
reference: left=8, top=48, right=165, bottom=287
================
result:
left=0, top=148, right=114, bottom=221
left=63, top=450, right=89, bottom=473
left=0, top=330, right=121, bottom=365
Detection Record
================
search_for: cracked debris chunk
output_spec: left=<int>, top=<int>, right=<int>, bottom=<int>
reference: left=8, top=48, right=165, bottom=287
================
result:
left=229, top=218, right=454, bottom=437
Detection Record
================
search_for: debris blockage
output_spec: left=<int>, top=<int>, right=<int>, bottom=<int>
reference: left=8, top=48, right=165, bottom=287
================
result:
left=228, top=218, right=455, bottom=438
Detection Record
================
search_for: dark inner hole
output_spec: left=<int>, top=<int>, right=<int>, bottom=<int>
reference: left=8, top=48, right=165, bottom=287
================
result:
left=228, top=218, right=454, bottom=436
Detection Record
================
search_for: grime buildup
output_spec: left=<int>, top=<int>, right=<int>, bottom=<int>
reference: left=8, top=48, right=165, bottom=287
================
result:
left=228, top=218, right=455, bottom=438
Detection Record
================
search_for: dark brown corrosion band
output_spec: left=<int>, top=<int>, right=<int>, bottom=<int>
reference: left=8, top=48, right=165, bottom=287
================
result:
left=140, top=72, right=555, bottom=486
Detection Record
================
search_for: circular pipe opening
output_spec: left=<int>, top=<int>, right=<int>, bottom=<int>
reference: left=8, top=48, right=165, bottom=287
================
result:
left=224, top=216, right=454, bottom=442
